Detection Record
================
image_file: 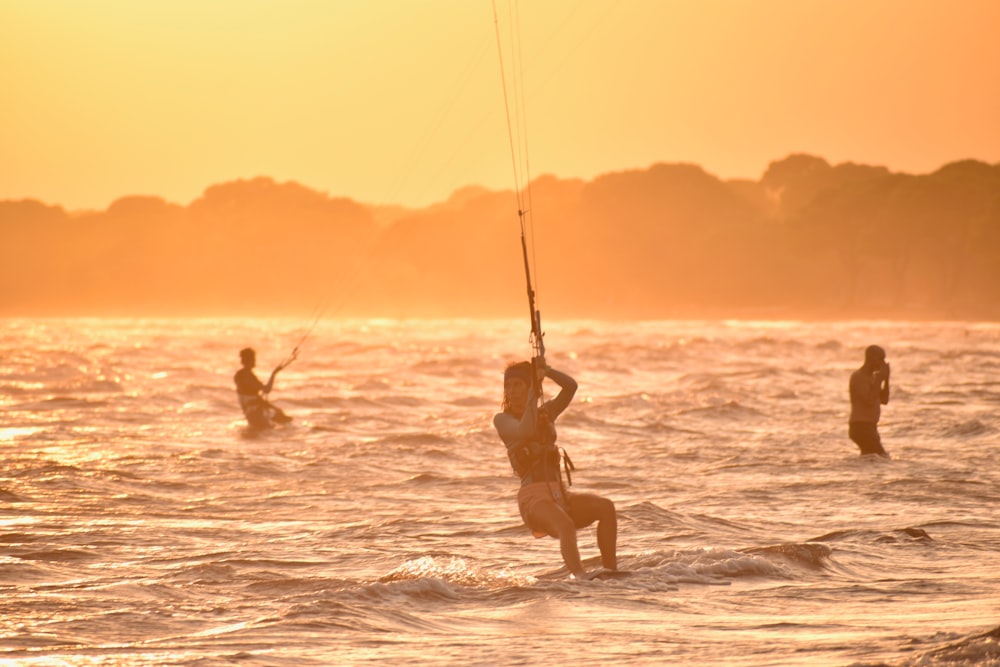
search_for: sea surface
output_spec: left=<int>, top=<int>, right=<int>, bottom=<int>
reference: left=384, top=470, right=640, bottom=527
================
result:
left=2, top=317, right=999, bottom=666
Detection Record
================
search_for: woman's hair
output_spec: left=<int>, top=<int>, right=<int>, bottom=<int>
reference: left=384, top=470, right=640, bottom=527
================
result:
left=501, top=360, right=532, bottom=413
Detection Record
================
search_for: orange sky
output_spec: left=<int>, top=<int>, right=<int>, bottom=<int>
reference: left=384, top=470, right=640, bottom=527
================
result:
left=2, top=0, right=999, bottom=211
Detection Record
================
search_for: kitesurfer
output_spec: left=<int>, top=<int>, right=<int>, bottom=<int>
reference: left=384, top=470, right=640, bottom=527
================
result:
left=494, top=357, right=618, bottom=579
left=234, top=347, right=293, bottom=430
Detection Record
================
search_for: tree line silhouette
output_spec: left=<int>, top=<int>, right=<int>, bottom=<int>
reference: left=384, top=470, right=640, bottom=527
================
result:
left=2, top=154, right=998, bottom=319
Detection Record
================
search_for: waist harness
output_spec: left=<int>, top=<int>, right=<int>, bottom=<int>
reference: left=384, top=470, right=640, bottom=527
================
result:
left=508, top=410, right=576, bottom=487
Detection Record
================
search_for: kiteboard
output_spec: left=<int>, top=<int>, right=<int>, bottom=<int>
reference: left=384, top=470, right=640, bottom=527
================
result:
left=589, top=568, right=633, bottom=581
left=535, top=566, right=632, bottom=581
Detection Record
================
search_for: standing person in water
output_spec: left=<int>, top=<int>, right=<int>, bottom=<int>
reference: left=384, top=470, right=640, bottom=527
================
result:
left=493, top=357, right=618, bottom=579
left=234, top=347, right=294, bottom=430
left=849, top=345, right=891, bottom=457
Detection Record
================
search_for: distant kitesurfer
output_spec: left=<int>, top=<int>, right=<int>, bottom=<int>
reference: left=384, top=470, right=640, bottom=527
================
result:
left=234, top=347, right=293, bottom=430
left=848, top=345, right=891, bottom=457
left=494, top=357, right=618, bottom=579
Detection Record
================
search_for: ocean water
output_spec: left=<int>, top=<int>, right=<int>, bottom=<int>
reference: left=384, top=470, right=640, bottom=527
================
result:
left=1, top=317, right=998, bottom=666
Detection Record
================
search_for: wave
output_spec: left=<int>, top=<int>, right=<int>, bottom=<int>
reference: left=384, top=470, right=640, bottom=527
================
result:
left=743, top=542, right=834, bottom=569
left=893, top=625, right=1000, bottom=667
left=408, top=357, right=488, bottom=377
left=623, top=546, right=799, bottom=583
left=376, top=555, right=533, bottom=591
left=440, top=543, right=833, bottom=590
left=0, top=487, right=28, bottom=502
left=278, top=598, right=430, bottom=635
left=369, top=432, right=457, bottom=448
left=810, top=527, right=933, bottom=545
left=404, top=472, right=449, bottom=484
left=288, top=394, right=387, bottom=410
left=0, top=561, right=55, bottom=585
left=677, top=400, right=764, bottom=420
left=939, top=419, right=995, bottom=438
left=623, top=501, right=759, bottom=543
left=8, top=396, right=112, bottom=412
left=11, top=548, right=98, bottom=562
left=364, top=549, right=804, bottom=597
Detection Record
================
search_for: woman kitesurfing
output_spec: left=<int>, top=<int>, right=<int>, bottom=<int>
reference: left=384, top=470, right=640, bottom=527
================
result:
left=490, top=0, right=618, bottom=580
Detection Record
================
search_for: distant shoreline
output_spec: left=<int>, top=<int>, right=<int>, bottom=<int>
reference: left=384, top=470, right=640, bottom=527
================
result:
left=4, top=156, right=999, bottom=322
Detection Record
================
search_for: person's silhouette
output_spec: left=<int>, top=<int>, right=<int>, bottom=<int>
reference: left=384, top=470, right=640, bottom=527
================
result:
left=234, top=348, right=293, bottom=429
left=848, top=345, right=890, bottom=457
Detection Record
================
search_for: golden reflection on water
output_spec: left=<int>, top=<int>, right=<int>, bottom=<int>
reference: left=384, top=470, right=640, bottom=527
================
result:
left=8, top=439, right=131, bottom=471
left=0, top=427, right=40, bottom=441
left=3, top=318, right=1000, bottom=666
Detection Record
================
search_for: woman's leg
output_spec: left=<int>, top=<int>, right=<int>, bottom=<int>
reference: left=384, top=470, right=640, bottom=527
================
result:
left=567, top=493, right=618, bottom=570
left=529, top=500, right=585, bottom=577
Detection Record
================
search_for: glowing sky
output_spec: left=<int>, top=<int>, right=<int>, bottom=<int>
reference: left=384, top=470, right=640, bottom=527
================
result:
left=2, top=0, right=999, bottom=211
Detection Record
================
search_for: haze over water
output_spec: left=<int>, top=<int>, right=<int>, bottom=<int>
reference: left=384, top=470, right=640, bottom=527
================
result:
left=5, top=4, right=999, bottom=664
left=2, top=317, right=998, bottom=666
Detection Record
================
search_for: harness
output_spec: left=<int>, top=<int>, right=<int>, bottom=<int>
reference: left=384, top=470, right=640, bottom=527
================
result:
left=238, top=393, right=272, bottom=429
left=508, top=410, right=576, bottom=491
